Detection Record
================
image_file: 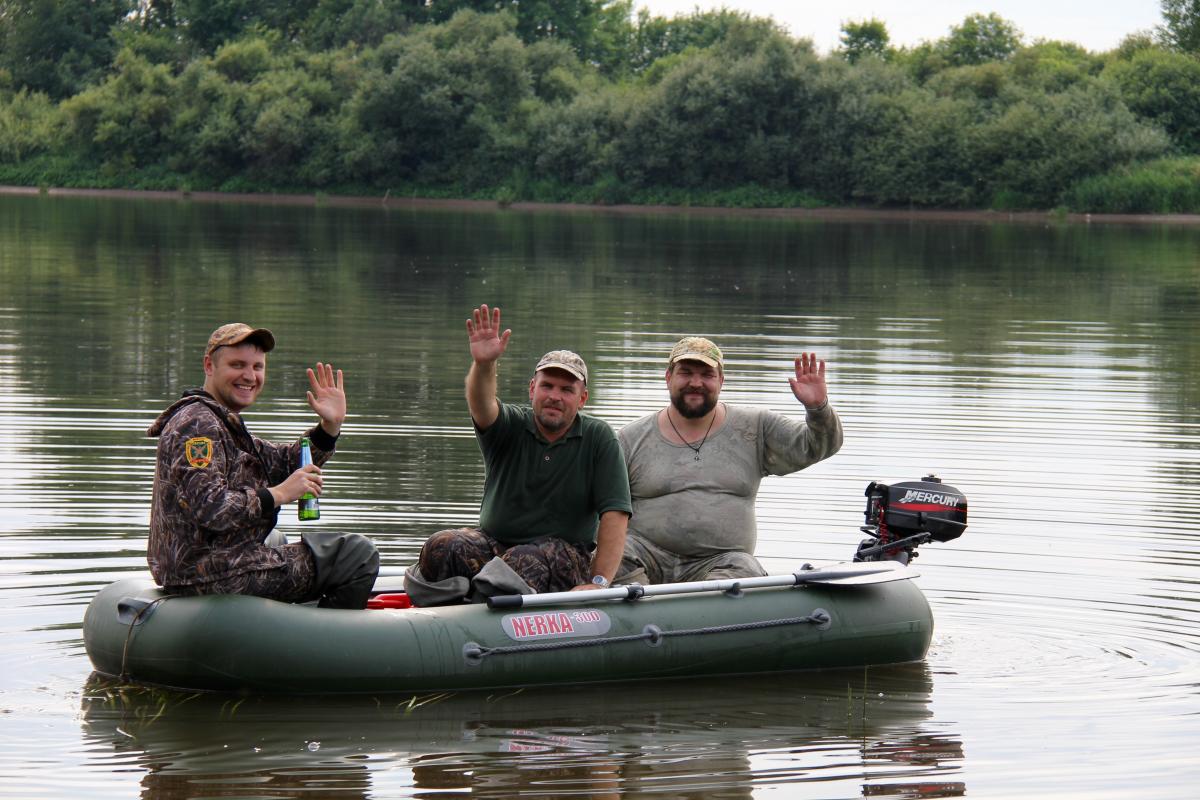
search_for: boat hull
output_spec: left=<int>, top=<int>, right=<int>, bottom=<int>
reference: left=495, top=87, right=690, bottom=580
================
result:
left=83, top=574, right=934, bottom=694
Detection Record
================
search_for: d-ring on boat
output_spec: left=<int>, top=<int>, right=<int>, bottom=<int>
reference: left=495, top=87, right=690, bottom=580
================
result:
left=83, top=476, right=967, bottom=694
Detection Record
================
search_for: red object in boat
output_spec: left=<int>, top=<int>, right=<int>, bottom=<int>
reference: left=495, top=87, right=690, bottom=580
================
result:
left=367, top=593, right=413, bottom=610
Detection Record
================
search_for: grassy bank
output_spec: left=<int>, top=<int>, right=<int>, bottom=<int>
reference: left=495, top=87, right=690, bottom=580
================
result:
left=0, top=156, right=827, bottom=210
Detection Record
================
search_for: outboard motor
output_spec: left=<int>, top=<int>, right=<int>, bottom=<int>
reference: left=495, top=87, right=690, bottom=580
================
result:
left=854, top=475, right=967, bottom=564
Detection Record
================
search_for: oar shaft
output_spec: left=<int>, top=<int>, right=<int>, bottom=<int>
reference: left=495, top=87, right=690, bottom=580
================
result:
left=485, top=562, right=912, bottom=609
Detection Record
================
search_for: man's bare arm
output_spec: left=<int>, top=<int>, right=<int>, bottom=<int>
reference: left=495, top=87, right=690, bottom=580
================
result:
left=464, top=304, right=510, bottom=429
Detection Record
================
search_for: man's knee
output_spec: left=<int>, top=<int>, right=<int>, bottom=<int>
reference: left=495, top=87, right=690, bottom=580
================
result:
left=614, top=555, right=650, bottom=585
left=418, top=527, right=494, bottom=581
left=300, top=531, right=380, bottom=609
left=703, top=551, right=767, bottom=580
left=422, top=527, right=482, bottom=553
left=500, top=539, right=587, bottom=593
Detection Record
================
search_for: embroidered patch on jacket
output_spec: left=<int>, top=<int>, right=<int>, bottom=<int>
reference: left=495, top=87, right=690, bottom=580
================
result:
left=184, top=437, right=214, bottom=468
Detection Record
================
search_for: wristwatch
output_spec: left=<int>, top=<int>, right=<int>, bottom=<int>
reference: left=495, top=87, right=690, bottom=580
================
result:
left=591, top=575, right=610, bottom=588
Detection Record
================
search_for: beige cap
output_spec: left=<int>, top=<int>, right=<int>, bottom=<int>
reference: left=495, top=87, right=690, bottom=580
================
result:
left=535, top=350, right=588, bottom=384
left=205, top=323, right=276, bottom=356
left=669, top=336, right=723, bottom=369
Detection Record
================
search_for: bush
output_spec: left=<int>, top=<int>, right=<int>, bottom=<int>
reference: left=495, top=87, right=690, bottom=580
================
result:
left=1104, top=47, right=1200, bottom=153
left=1064, top=158, right=1200, bottom=213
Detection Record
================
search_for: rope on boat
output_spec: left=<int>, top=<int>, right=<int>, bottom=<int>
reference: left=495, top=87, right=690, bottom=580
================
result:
left=118, top=596, right=173, bottom=682
left=462, top=609, right=831, bottom=664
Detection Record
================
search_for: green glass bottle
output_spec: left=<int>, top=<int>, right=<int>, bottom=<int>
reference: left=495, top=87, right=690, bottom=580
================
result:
left=298, top=437, right=320, bottom=521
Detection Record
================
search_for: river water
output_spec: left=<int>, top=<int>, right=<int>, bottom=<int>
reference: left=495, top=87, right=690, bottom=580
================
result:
left=1, top=194, right=1198, bottom=798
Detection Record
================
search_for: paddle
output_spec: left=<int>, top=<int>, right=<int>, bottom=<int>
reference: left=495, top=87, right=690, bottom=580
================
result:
left=489, top=562, right=917, bottom=609
left=371, top=561, right=917, bottom=607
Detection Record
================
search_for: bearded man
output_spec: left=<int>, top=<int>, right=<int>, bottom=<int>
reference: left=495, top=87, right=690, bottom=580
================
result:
left=616, top=337, right=843, bottom=583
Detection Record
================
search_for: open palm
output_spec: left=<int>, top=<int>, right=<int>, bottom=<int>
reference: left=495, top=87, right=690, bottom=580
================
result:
left=467, top=304, right=511, bottom=363
left=788, top=352, right=828, bottom=409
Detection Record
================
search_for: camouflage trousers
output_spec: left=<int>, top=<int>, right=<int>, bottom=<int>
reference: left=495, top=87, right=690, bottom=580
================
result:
left=418, top=528, right=592, bottom=593
left=164, top=542, right=320, bottom=604
left=164, top=532, right=379, bottom=609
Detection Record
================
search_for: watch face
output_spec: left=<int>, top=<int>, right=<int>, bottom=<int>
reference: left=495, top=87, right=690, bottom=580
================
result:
left=592, top=576, right=607, bottom=586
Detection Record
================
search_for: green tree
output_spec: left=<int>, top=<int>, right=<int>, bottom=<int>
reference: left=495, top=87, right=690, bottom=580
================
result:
left=60, top=48, right=181, bottom=169
left=338, top=11, right=536, bottom=186
left=1159, top=0, right=1200, bottom=52
left=840, top=18, right=890, bottom=63
left=167, top=0, right=320, bottom=52
left=1009, top=40, right=1101, bottom=92
left=0, top=0, right=132, bottom=99
left=624, top=8, right=782, bottom=74
left=426, top=0, right=629, bottom=65
left=1105, top=47, right=1200, bottom=152
left=942, top=13, right=1022, bottom=65
left=616, top=29, right=814, bottom=189
left=299, top=0, right=421, bottom=49
left=0, top=88, right=60, bottom=162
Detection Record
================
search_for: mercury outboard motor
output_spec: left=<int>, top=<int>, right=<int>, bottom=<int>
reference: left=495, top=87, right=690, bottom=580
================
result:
left=854, top=475, right=967, bottom=564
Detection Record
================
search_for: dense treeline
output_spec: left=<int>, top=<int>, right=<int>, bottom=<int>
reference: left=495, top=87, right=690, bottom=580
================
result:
left=1, top=0, right=1198, bottom=211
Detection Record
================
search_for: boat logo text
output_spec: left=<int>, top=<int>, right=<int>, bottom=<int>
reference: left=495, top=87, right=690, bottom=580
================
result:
left=502, top=609, right=612, bottom=641
left=898, top=490, right=961, bottom=507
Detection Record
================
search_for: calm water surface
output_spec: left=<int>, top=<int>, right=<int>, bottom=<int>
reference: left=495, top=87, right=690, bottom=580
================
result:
left=1, top=195, right=1198, bottom=798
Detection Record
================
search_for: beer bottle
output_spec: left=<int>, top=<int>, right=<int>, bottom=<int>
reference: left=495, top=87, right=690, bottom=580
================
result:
left=298, top=437, right=320, bottom=521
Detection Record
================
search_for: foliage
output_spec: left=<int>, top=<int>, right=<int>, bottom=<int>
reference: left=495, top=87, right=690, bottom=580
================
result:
left=0, top=89, right=61, bottom=162
left=1104, top=46, right=1200, bottom=152
left=1064, top=157, right=1200, bottom=212
left=1158, top=0, right=1200, bottom=52
left=840, top=18, right=890, bottom=64
left=941, top=13, right=1024, bottom=66
left=298, top=0, right=418, bottom=49
left=1009, top=41, right=1103, bottom=91
left=624, top=8, right=787, bottom=75
left=616, top=29, right=815, bottom=190
left=0, top=6, right=1188, bottom=212
left=0, top=0, right=132, bottom=99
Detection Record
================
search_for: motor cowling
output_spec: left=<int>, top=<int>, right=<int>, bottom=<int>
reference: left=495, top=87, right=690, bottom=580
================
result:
left=856, top=475, right=967, bottom=563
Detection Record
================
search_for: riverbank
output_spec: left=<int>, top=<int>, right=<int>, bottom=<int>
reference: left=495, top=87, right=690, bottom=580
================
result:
left=5, top=184, right=1200, bottom=226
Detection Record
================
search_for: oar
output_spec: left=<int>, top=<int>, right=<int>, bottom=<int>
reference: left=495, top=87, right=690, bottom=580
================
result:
left=484, top=561, right=916, bottom=609
left=370, top=562, right=916, bottom=605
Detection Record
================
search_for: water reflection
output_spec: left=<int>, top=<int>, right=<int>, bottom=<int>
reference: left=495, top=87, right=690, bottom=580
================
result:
left=80, top=665, right=962, bottom=798
left=3, top=195, right=1200, bottom=796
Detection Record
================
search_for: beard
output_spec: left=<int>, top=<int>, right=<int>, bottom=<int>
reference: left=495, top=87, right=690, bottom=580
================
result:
left=535, top=403, right=571, bottom=432
left=670, top=388, right=717, bottom=419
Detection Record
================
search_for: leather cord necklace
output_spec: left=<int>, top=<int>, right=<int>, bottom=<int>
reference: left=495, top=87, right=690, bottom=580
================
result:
left=665, top=407, right=717, bottom=461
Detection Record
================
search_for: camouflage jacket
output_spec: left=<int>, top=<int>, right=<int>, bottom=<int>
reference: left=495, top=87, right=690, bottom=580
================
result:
left=146, top=390, right=336, bottom=587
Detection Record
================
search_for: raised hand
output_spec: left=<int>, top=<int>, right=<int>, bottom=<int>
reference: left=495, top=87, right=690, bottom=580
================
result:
left=467, top=304, right=512, bottom=364
left=306, top=362, right=347, bottom=436
left=788, top=352, right=828, bottom=411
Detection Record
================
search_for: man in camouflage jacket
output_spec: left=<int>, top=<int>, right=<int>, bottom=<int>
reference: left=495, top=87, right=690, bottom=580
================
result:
left=146, top=323, right=378, bottom=609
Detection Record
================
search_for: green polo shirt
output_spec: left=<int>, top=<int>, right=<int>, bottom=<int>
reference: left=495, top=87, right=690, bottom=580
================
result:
left=476, top=401, right=632, bottom=546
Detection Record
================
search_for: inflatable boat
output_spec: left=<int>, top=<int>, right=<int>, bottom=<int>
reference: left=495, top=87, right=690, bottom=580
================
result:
left=82, top=476, right=967, bottom=695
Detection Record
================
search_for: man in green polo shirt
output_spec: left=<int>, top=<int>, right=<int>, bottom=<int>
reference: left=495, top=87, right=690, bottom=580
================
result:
left=405, top=304, right=631, bottom=604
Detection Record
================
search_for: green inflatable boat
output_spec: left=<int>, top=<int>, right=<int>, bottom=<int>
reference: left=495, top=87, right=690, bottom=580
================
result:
left=83, top=562, right=934, bottom=694
left=84, top=475, right=967, bottom=694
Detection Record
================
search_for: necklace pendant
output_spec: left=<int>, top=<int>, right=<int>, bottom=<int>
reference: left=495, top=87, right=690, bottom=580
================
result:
left=694, top=454, right=701, bottom=461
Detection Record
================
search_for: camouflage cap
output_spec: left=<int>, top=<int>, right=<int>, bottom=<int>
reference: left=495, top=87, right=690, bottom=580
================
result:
left=535, top=350, right=588, bottom=384
left=669, top=336, right=723, bottom=369
left=205, top=323, right=276, bottom=357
